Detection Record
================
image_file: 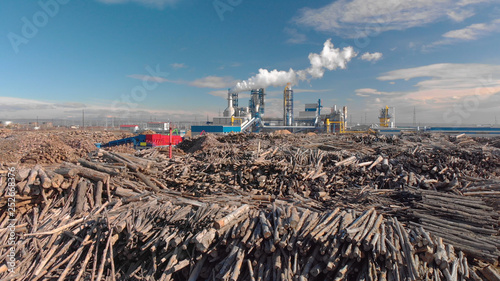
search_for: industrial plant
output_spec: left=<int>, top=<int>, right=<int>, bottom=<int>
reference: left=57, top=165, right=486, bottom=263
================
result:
left=191, top=83, right=353, bottom=135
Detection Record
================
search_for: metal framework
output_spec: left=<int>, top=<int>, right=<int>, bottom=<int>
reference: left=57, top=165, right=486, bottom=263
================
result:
left=283, top=83, right=293, bottom=126
left=379, top=106, right=392, bottom=127
left=231, top=92, right=238, bottom=108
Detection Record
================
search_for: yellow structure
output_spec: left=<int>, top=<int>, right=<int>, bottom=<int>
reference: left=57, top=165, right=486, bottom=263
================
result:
left=326, top=118, right=345, bottom=134
left=230, top=116, right=244, bottom=126
left=379, top=106, right=391, bottom=127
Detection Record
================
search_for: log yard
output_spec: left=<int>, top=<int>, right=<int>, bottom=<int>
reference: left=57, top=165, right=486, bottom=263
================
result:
left=0, top=123, right=499, bottom=280
left=2, top=1, right=500, bottom=280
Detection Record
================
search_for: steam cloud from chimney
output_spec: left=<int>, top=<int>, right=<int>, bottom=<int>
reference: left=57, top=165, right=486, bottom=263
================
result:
left=231, top=39, right=357, bottom=93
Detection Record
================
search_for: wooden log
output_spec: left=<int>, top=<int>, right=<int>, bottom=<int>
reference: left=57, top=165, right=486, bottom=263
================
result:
left=393, top=218, right=419, bottom=280
left=15, top=168, right=30, bottom=182
left=259, top=211, right=272, bottom=239
left=289, top=207, right=300, bottom=230
left=134, top=172, right=160, bottom=193
left=78, top=158, right=120, bottom=176
left=368, top=155, right=383, bottom=170
left=247, top=259, right=256, bottom=281
left=95, top=181, right=103, bottom=207
left=215, top=205, right=250, bottom=229
left=188, top=256, right=207, bottom=281
left=480, top=265, right=500, bottom=281
left=230, top=246, right=245, bottom=281
left=54, top=167, right=78, bottom=178
left=335, top=156, right=357, bottom=167
left=74, top=181, right=88, bottom=216
left=102, top=151, right=140, bottom=172
left=353, top=210, right=377, bottom=244
left=193, top=228, right=217, bottom=253
left=45, top=170, right=64, bottom=188
left=36, top=167, right=52, bottom=189
left=362, top=214, right=384, bottom=250
left=412, top=211, right=497, bottom=235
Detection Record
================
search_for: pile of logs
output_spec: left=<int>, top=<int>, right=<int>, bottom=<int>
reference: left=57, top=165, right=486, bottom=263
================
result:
left=0, top=132, right=499, bottom=280
left=2, top=194, right=498, bottom=280
left=392, top=188, right=500, bottom=264
left=0, top=129, right=135, bottom=164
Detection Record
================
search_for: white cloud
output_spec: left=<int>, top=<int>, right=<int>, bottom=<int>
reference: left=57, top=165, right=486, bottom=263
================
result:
left=447, top=9, right=475, bottom=22
left=0, top=96, right=217, bottom=121
left=293, top=89, right=332, bottom=94
left=190, top=76, right=238, bottom=89
left=443, top=19, right=500, bottom=40
left=355, top=88, right=398, bottom=97
left=129, top=74, right=238, bottom=89
left=360, top=52, right=383, bottom=62
left=354, top=63, right=500, bottom=124
left=378, top=63, right=500, bottom=88
left=95, top=0, right=179, bottom=9
left=171, top=63, right=187, bottom=69
left=284, top=28, right=307, bottom=44
left=294, top=0, right=496, bottom=38
left=207, top=90, right=228, bottom=99
left=426, top=19, right=500, bottom=48
left=0, top=97, right=55, bottom=111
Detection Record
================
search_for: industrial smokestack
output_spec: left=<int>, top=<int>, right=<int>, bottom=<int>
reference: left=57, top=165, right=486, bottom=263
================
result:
left=223, top=90, right=235, bottom=117
left=284, top=83, right=293, bottom=126
left=231, top=39, right=357, bottom=93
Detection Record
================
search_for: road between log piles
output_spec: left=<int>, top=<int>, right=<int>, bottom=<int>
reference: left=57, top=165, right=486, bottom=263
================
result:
left=0, top=131, right=499, bottom=280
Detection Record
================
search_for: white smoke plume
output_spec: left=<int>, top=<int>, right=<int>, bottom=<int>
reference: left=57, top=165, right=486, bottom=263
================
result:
left=231, top=39, right=357, bottom=93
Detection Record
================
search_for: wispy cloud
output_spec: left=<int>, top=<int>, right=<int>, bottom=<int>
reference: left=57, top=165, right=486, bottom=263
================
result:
left=425, top=19, right=500, bottom=49
left=360, top=52, right=383, bottom=62
left=442, top=19, right=500, bottom=40
left=284, top=28, right=307, bottom=44
left=447, top=9, right=475, bottom=22
left=129, top=74, right=239, bottom=89
left=207, top=90, right=228, bottom=99
left=171, top=63, right=187, bottom=69
left=355, top=63, right=500, bottom=117
left=189, top=76, right=239, bottom=89
left=0, top=96, right=217, bottom=120
left=355, top=88, right=392, bottom=97
left=218, top=62, right=241, bottom=70
left=293, top=89, right=332, bottom=94
left=95, top=0, right=179, bottom=9
left=294, top=0, right=494, bottom=38
left=128, top=74, right=170, bottom=83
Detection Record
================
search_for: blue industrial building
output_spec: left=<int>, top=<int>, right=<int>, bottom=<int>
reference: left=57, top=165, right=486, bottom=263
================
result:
left=191, top=125, right=241, bottom=136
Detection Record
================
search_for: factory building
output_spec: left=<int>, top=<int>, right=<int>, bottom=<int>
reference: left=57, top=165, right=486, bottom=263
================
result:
left=120, top=124, right=139, bottom=133
left=146, top=122, right=169, bottom=132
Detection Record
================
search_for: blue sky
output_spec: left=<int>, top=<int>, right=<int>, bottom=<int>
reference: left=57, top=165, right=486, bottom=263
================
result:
left=1, top=0, right=500, bottom=125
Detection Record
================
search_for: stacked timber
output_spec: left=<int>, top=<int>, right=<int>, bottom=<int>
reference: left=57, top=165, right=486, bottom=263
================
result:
left=2, top=195, right=498, bottom=280
left=0, top=131, right=499, bottom=280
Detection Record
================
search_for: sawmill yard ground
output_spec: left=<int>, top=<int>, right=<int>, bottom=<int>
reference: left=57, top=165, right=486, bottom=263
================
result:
left=0, top=129, right=499, bottom=280
left=0, top=129, right=135, bottom=164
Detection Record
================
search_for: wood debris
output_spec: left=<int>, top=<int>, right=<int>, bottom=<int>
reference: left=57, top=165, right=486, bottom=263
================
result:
left=0, top=131, right=498, bottom=280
